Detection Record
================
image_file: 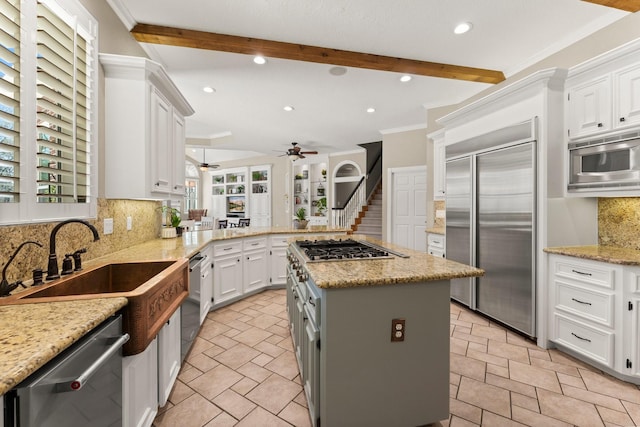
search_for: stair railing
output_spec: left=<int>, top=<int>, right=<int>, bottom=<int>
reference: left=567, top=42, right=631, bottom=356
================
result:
left=332, top=176, right=366, bottom=229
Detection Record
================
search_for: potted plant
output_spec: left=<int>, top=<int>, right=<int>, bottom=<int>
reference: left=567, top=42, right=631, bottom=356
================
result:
left=317, top=197, right=327, bottom=216
left=294, top=207, right=308, bottom=229
left=158, top=206, right=182, bottom=237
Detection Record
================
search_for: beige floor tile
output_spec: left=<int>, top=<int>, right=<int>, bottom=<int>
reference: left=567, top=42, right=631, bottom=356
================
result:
left=264, top=351, right=300, bottom=380
left=537, top=388, right=605, bottom=427
left=204, top=412, right=239, bottom=427
left=622, top=400, right=640, bottom=425
left=168, top=379, right=195, bottom=405
left=508, top=360, right=562, bottom=393
left=488, top=341, right=530, bottom=364
left=467, top=342, right=487, bottom=353
left=557, top=371, right=586, bottom=389
left=549, top=349, right=601, bottom=372
left=187, top=352, right=220, bottom=373
left=580, top=368, right=640, bottom=404
left=530, top=357, right=581, bottom=377
left=485, top=373, right=537, bottom=398
left=481, top=410, right=527, bottom=426
left=153, top=393, right=222, bottom=427
left=451, top=383, right=459, bottom=398
left=189, top=364, right=244, bottom=400
left=451, top=336, right=469, bottom=355
left=223, top=328, right=242, bottom=338
left=177, top=363, right=203, bottom=383
left=235, top=407, right=291, bottom=427
left=449, top=397, right=482, bottom=424
left=452, top=330, right=489, bottom=346
left=527, top=348, right=551, bottom=361
left=266, top=323, right=291, bottom=338
left=486, top=363, right=509, bottom=378
left=510, top=392, right=539, bottom=413
left=278, top=401, right=312, bottom=427
left=467, top=348, right=509, bottom=368
left=237, top=361, right=274, bottom=383
left=471, top=324, right=507, bottom=342
left=238, top=307, right=262, bottom=318
left=450, top=352, right=487, bottom=382
left=232, top=327, right=273, bottom=347
left=251, top=352, right=274, bottom=367
left=246, top=374, right=303, bottom=414
left=212, top=389, right=257, bottom=420
left=596, top=405, right=635, bottom=426
left=215, top=343, right=262, bottom=370
left=293, top=390, right=308, bottom=408
left=254, top=340, right=286, bottom=358
left=449, top=415, right=480, bottom=427
left=457, top=376, right=511, bottom=418
left=198, top=320, right=231, bottom=340
left=454, top=325, right=472, bottom=335
left=511, top=405, right=573, bottom=427
left=231, top=376, right=259, bottom=395
left=451, top=318, right=474, bottom=329
left=450, top=372, right=462, bottom=386
left=189, top=336, right=216, bottom=354
left=458, top=309, right=490, bottom=326
left=202, top=344, right=226, bottom=359
left=210, top=334, right=240, bottom=350
left=247, top=313, right=281, bottom=329
left=561, top=383, right=626, bottom=412
left=277, top=337, right=294, bottom=352
left=265, top=334, right=286, bottom=345
left=257, top=302, right=285, bottom=316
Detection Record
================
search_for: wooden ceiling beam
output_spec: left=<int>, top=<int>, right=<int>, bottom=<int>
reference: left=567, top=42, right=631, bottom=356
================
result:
left=581, top=0, right=640, bottom=12
left=131, top=23, right=505, bottom=84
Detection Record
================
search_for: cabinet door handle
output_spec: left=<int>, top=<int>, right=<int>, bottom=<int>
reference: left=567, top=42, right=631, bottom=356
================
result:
left=571, top=269, right=592, bottom=276
left=620, top=117, right=626, bottom=122
left=571, top=297, right=592, bottom=306
left=597, top=123, right=603, bottom=127
left=571, top=332, right=591, bottom=343
left=307, top=297, right=316, bottom=307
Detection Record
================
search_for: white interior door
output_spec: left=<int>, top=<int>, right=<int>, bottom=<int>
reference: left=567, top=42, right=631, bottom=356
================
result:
left=388, top=167, right=427, bottom=251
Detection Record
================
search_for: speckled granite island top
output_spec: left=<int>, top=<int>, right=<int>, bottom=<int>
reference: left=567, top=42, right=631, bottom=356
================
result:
left=0, top=298, right=127, bottom=395
left=295, top=234, right=483, bottom=289
left=544, top=245, right=640, bottom=266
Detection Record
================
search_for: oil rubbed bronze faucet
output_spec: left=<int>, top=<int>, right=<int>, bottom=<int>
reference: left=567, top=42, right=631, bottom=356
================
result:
left=0, top=241, right=43, bottom=297
left=47, top=219, right=100, bottom=280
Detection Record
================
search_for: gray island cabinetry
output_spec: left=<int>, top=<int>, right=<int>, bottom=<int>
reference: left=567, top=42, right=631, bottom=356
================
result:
left=287, top=236, right=483, bottom=427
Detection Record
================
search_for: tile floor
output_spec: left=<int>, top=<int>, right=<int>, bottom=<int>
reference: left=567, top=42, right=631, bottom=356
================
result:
left=153, top=289, right=640, bottom=426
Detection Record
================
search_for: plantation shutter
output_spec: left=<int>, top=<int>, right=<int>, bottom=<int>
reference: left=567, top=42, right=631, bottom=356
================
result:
left=0, top=0, right=20, bottom=203
left=35, top=0, right=91, bottom=203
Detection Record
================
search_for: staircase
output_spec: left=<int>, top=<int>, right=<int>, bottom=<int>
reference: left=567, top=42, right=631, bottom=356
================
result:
left=351, top=184, right=382, bottom=240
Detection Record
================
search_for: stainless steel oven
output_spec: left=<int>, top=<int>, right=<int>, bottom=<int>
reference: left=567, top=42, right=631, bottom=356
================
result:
left=4, top=315, right=128, bottom=427
left=568, top=134, right=640, bottom=191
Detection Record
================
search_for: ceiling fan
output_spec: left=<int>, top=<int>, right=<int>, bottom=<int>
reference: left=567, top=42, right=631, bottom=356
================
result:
left=282, top=142, right=318, bottom=161
left=199, top=148, right=219, bottom=171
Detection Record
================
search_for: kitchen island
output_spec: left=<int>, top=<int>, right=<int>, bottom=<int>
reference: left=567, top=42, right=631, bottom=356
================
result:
left=287, top=235, right=483, bottom=427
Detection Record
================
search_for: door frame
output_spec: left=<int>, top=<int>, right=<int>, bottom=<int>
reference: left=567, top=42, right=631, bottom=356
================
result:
left=386, top=165, right=428, bottom=244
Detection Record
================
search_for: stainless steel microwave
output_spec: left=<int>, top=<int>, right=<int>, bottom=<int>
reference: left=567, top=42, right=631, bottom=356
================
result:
left=568, top=135, right=640, bottom=192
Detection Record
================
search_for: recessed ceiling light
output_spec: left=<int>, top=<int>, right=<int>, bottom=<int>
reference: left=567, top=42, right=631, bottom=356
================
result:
left=203, top=86, right=215, bottom=93
left=366, top=107, right=376, bottom=114
left=454, top=22, right=472, bottom=35
left=253, top=55, right=267, bottom=65
left=284, top=105, right=295, bottom=112
left=329, top=66, right=347, bottom=76
left=400, top=75, right=412, bottom=83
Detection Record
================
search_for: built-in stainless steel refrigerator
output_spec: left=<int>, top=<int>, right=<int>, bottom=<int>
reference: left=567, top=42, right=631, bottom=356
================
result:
left=446, top=141, right=536, bottom=337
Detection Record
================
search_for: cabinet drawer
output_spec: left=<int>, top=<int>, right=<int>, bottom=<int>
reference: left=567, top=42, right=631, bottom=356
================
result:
left=555, top=281, right=614, bottom=327
left=554, top=258, right=616, bottom=289
left=243, top=237, right=267, bottom=251
left=554, top=313, right=614, bottom=367
left=427, top=233, right=445, bottom=249
left=428, top=248, right=445, bottom=258
left=271, top=235, right=292, bottom=248
left=213, top=241, right=242, bottom=257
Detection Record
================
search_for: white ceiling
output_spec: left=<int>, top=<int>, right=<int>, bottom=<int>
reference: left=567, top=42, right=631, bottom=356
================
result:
left=107, top=0, right=628, bottom=163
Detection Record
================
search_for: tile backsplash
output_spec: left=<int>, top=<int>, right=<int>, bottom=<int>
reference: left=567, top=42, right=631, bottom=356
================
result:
left=598, top=197, right=640, bottom=250
left=433, top=200, right=446, bottom=228
left=0, top=199, right=162, bottom=286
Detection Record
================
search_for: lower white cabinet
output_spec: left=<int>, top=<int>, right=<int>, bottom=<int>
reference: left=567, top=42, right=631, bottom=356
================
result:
left=123, top=337, right=158, bottom=427
left=270, top=235, right=291, bottom=286
left=427, top=232, right=445, bottom=258
left=200, top=245, right=214, bottom=324
left=213, top=241, right=243, bottom=306
left=244, top=239, right=269, bottom=294
left=625, top=267, right=640, bottom=380
left=158, top=308, right=181, bottom=407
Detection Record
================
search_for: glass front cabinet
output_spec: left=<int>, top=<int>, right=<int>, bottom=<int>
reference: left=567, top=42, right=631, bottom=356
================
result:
left=292, top=157, right=328, bottom=226
left=210, top=165, right=271, bottom=226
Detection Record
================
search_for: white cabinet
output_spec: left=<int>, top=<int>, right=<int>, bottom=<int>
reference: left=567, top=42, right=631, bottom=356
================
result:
left=200, top=245, right=214, bottom=324
left=250, top=165, right=272, bottom=226
left=100, top=54, right=194, bottom=200
left=566, top=41, right=640, bottom=140
left=157, top=308, right=181, bottom=407
left=429, top=130, right=446, bottom=201
left=427, top=232, right=445, bottom=258
left=243, top=238, right=269, bottom=294
left=292, top=157, right=329, bottom=226
left=123, top=337, right=158, bottom=427
left=624, top=266, right=640, bottom=379
left=213, top=241, right=243, bottom=305
left=270, top=235, right=292, bottom=286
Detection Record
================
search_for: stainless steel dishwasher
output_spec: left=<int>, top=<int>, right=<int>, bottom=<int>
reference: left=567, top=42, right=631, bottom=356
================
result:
left=4, top=315, right=129, bottom=427
left=182, top=252, right=203, bottom=362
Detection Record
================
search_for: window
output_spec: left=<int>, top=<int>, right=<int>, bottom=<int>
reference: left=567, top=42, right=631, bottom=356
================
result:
left=0, top=0, right=97, bottom=224
left=184, top=161, right=199, bottom=214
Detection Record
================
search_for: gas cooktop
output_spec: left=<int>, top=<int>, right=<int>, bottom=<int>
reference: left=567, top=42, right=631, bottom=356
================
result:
left=295, top=238, right=408, bottom=262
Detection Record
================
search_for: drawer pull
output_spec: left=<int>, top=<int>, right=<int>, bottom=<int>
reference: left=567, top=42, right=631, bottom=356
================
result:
left=571, top=298, right=592, bottom=306
left=571, top=269, right=592, bottom=276
left=307, top=297, right=316, bottom=307
left=571, top=332, right=591, bottom=343
left=223, top=247, right=233, bottom=251
left=432, top=240, right=441, bottom=244
left=251, top=242, right=259, bottom=246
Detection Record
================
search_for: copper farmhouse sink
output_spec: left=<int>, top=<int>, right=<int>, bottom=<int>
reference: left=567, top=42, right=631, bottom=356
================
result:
left=2, top=259, right=189, bottom=356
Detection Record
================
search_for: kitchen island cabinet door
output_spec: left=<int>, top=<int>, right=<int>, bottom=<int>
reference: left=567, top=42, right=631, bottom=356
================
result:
left=200, top=246, right=214, bottom=323
left=625, top=267, right=640, bottom=379
left=303, top=309, right=320, bottom=427
left=123, top=338, right=158, bottom=427
left=244, top=248, right=269, bottom=294
left=157, top=308, right=181, bottom=407
left=213, top=254, right=243, bottom=306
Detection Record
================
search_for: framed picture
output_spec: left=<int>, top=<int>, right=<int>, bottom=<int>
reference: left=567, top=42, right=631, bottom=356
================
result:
left=227, top=196, right=245, bottom=213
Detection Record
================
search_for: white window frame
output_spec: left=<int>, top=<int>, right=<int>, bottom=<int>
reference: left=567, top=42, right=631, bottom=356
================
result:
left=0, top=0, right=97, bottom=225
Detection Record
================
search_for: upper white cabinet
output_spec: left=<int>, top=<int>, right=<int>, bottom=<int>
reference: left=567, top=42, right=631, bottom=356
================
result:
left=250, top=165, right=272, bottom=226
left=100, top=54, right=194, bottom=200
left=429, top=130, right=446, bottom=201
left=210, top=165, right=272, bottom=225
left=566, top=40, right=640, bottom=140
left=292, top=157, right=329, bottom=226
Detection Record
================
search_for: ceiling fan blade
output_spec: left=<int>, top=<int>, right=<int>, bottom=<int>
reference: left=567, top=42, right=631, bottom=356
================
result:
left=299, top=151, right=318, bottom=155
left=298, top=154, right=306, bottom=159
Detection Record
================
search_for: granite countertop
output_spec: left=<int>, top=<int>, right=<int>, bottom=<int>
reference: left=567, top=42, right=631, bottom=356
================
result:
left=544, top=245, right=640, bottom=266
left=426, top=227, right=446, bottom=235
left=298, top=234, right=483, bottom=289
left=0, top=298, right=127, bottom=395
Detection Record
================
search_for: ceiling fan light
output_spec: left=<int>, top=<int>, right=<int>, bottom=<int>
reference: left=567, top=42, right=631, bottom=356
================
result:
left=199, top=164, right=209, bottom=171
left=288, top=154, right=300, bottom=161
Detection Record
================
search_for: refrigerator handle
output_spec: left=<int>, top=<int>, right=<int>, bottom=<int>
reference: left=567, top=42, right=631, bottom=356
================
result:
left=470, top=155, right=478, bottom=310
